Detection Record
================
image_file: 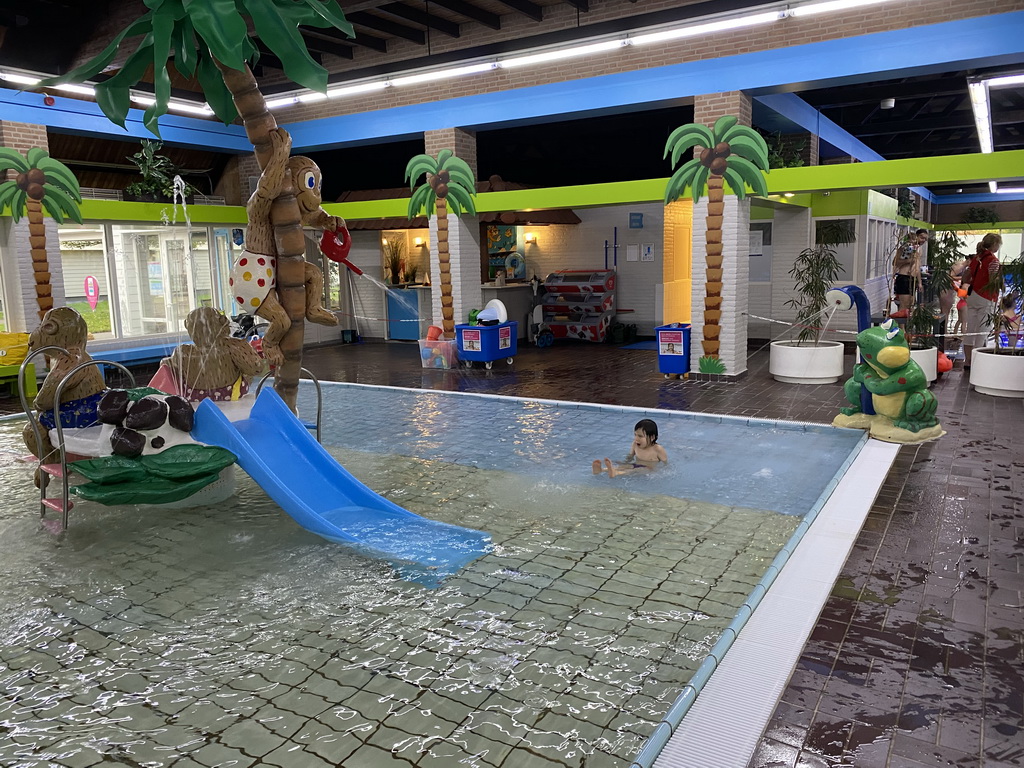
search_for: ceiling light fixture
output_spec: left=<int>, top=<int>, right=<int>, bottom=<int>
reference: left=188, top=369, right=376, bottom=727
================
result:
left=880, top=97, right=895, bottom=109
left=391, top=62, right=497, bottom=85
left=995, top=186, right=1024, bottom=193
left=631, top=11, right=782, bottom=45
left=500, top=40, right=627, bottom=68
left=788, top=0, right=892, bottom=17
left=967, top=80, right=993, bottom=154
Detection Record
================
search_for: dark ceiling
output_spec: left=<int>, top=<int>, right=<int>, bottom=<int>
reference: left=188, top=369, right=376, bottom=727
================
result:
left=2, top=0, right=1021, bottom=197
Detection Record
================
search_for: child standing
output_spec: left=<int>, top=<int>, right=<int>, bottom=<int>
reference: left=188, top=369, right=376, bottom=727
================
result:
left=593, top=418, right=668, bottom=478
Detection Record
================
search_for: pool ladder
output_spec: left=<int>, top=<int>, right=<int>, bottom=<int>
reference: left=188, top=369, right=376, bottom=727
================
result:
left=18, top=358, right=323, bottom=533
left=18, top=348, right=136, bottom=533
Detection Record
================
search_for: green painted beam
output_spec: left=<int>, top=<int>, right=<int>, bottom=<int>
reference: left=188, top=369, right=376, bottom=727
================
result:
left=4, top=149, right=1019, bottom=224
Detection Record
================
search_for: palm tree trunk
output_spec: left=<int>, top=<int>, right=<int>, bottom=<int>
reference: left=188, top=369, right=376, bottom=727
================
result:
left=435, top=197, right=454, bottom=338
left=27, top=198, right=52, bottom=319
left=215, top=61, right=306, bottom=411
left=702, top=174, right=725, bottom=358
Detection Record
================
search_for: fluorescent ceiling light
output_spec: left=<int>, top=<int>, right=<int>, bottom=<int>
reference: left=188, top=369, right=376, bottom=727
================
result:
left=632, top=11, right=781, bottom=45
left=989, top=181, right=998, bottom=193
left=391, top=62, right=496, bottom=86
left=298, top=92, right=328, bottom=103
left=326, top=81, right=389, bottom=99
left=789, top=0, right=892, bottom=17
left=967, top=80, right=993, bottom=154
left=265, top=96, right=298, bottom=109
left=987, top=73, right=1024, bottom=88
left=0, top=71, right=41, bottom=85
left=54, top=83, right=95, bottom=96
left=501, top=39, right=627, bottom=68
left=995, top=185, right=1024, bottom=193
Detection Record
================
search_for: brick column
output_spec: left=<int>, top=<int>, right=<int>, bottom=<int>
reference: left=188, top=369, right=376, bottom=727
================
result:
left=0, top=120, right=63, bottom=330
left=423, top=128, right=480, bottom=332
left=689, top=92, right=754, bottom=377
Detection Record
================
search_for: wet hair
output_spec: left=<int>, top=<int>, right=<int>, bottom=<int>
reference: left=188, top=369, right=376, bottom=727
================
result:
left=634, top=418, right=658, bottom=444
left=915, top=229, right=928, bottom=237
left=1002, top=293, right=1018, bottom=311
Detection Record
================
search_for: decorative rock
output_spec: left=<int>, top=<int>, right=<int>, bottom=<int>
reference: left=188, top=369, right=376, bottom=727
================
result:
left=125, top=396, right=168, bottom=431
left=110, top=426, right=146, bottom=458
left=165, top=395, right=194, bottom=432
left=98, top=389, right=130, bottom=425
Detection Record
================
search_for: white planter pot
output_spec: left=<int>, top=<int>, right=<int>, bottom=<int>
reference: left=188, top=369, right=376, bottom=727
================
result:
left=909, top=346, right=937, bottom=383
left=769, top=340, right=846, bottom=384
left=970, top=348, right=1024, bottom=398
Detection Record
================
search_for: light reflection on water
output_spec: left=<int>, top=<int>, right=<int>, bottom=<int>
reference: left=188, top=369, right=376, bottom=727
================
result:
left=0, top=419, right=799, bottom=767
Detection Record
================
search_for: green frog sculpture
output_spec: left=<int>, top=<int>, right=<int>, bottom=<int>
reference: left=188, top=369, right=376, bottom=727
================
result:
left=833, top=318, right=944, bottom=443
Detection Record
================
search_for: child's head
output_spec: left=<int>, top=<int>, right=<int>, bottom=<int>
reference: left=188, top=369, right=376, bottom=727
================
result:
left=1002, top=294, right=1018, bottom=312
left=634, top=418, right=658, bottom=445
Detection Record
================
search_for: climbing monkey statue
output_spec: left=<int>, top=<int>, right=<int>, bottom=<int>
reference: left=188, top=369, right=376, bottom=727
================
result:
left=231, top=128, right=343, bottom=367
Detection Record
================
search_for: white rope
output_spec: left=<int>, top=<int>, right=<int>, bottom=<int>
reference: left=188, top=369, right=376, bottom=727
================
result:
left=742, top=312, right=991, bottom=339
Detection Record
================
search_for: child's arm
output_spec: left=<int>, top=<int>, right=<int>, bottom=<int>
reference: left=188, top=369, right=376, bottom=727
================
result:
left=625, top=445, right=636, bottom=461
left=656, top=445, right=668, bottom=463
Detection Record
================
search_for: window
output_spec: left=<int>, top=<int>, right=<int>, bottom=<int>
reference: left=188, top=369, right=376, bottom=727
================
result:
left=749, top=222, right=772, bottom=282
left=866, top=218, right=898, bottom=279
left=814, top=218, right=856, bottom=280
left=59, top=224, right=114, bottom=339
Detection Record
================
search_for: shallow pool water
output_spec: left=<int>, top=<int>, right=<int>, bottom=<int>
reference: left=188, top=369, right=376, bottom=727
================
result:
left=0, top=387, right=863, bottom=767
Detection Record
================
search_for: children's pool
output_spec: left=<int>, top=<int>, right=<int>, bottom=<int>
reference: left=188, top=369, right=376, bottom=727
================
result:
left=0, top=384, right=865, bottom=767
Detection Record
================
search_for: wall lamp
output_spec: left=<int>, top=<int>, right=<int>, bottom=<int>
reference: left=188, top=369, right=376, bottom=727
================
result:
left=414, top=237, right=427, bottom=247
left=524, top=232, right=538, bottom=244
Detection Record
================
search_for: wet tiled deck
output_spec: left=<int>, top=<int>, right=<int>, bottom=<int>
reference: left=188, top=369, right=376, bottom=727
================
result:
left=3, top=339, right=1021, bottom=767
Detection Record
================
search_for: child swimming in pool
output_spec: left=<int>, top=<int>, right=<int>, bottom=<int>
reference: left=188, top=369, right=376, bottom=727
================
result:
left=593, top=418, right=667, bottom=477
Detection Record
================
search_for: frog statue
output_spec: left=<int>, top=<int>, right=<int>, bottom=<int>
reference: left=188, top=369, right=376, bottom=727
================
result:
left=832, top=318, right=944, bottom=443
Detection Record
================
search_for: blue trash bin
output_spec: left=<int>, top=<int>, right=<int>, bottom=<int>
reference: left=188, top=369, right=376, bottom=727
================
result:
left=655, top=323, right=690, bottom=376
left=456, top=321, right=519, bottom=369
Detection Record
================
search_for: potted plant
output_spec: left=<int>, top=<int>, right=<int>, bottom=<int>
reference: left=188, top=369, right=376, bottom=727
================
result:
left=124, top=140, right=197, bottom=202
left=382, top=237, right=405, bottom=285
left=905, top=230, right=961, bottom=382
left=769, top=220, right=855, bottom=384
left=971, top=252, right=1024, bottom=397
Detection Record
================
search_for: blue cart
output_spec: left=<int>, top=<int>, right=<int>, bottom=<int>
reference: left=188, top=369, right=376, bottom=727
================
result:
left=456, top=321, right=519, bottom=369
left=655, top=323, right=690, bottom=378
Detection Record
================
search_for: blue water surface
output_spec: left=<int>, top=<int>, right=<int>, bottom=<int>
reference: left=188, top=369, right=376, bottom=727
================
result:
left=298, top=383, right=866, bottom=517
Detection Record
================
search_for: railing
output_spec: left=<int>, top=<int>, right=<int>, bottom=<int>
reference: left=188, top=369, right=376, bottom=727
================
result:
left=255, top=369, right=323, bottom=444
left=19, top=350, right=136, bottom=532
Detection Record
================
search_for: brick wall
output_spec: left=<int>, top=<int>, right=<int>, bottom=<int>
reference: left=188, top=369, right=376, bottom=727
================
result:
left=0, top=120, right=63, bottom=330
left=270, top=0, right=1008, bottom=125
left=424, top=128, right=478, bottom=177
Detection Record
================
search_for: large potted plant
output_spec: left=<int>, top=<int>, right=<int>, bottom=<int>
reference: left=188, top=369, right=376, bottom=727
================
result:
left=970, top=253, right=1024, bottom=397
left=769, top=220, right=855, bottom=384
left=124, top=140, right=197, bottom=203
left=382, top=237, right=405, bottom=285
left=905, top=230, right=962, bottom=382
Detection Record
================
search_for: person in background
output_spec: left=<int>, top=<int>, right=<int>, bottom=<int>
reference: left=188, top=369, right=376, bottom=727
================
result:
left=593, top=418, right=667, bottom=478
left=940, top=258, right=970, bottom=347
left=962, top=233, right=1003, bottom=369
left=891, top=229, right=929, bottom=318
left=996, top=293, right=1021, bottom=348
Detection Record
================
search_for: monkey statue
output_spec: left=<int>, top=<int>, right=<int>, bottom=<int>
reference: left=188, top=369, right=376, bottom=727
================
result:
left=230, top=128, right=342, bottom=367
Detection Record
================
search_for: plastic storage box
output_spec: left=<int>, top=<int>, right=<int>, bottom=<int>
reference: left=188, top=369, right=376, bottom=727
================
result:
left=655, top=323, right=690, bottom=377
left=455, top=321, right=518, bottom=368
left=418, top=338, right=459, bottom=369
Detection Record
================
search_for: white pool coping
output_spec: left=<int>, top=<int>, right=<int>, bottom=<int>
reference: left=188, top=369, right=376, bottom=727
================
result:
left=652, top=438, right=901, bottom=768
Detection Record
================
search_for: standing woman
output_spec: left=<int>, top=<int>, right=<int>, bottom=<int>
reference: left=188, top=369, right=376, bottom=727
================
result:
left=962, top=233, right=1003, bottom=369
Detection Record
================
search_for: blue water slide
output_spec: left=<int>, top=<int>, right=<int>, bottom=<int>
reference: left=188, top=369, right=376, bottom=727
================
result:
left=191, top=388, right=492, bottom=585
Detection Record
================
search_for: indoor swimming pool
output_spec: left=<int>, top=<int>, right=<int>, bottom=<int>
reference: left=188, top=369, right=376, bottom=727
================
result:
left=0, top=383, right=867, bottom=767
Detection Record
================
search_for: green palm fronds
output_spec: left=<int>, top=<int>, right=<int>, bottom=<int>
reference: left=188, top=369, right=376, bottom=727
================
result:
left=404, top=151, right=478, bottom=218
left=37, top=0, right=354, bottom=136
left=0, top=147, right=83, bottom=224
left=664, top=114, right=770, bottom=203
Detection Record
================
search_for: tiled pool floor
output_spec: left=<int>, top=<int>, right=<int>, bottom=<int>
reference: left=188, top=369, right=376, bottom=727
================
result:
left=2, top=339, right=1020, bottom=767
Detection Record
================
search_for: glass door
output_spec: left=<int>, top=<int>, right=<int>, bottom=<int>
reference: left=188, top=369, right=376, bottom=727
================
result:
left=211, top=228, right=240, bottom=314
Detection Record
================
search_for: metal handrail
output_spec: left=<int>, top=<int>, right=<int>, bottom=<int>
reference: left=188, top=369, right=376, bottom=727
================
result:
left=47, top=360, right=137, bottom=531
left=255, top=368, right=323, bottom=444
left=19, top=346, right=70, bottom=497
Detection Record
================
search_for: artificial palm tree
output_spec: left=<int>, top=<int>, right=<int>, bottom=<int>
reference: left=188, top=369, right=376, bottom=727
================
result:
left=0, top=147, right=83, bottom=319
left=664, top=115, right=769, bottom=373
left=404, top=150, right=477, bottom=338
left=39, top=0, right=354, bottom=410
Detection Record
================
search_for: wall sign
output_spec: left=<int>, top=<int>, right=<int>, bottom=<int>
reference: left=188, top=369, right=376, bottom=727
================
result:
left=629, top=212, right=644, bottom=229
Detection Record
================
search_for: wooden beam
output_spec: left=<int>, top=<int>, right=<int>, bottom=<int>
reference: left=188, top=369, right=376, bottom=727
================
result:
left=429, top=0, right=501, bottom=30
left=496, top=0, right=543, bottom=23
left=347, top=11, right=426, bottom=44
left=312, top=25, right=389, bottom=53
left=300, top=31, right=355, bottom=59
left=379, top=2, right=461, bottom=37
